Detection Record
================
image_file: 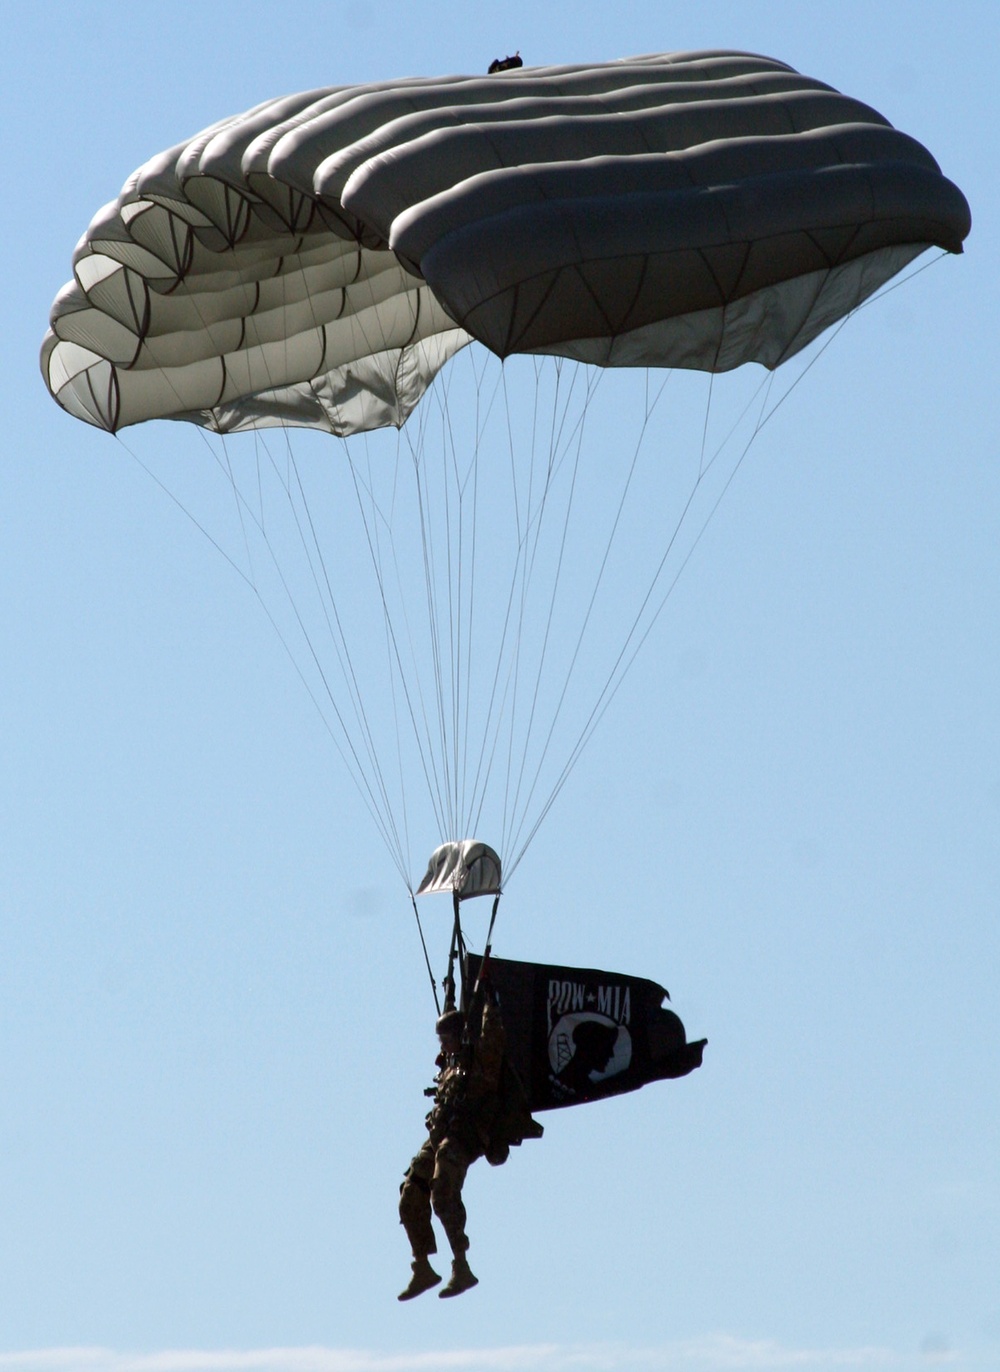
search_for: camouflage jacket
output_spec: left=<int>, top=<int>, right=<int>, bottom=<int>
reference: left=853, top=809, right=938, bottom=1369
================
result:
left=426, top=999, right=505, bottom=1148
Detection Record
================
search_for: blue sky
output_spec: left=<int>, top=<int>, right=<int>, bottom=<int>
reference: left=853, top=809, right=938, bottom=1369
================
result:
left=2, top=2, right=998, bottom=1370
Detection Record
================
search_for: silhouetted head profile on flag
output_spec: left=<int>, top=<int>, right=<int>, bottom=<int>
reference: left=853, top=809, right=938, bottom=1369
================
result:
left=555, top=1019, right=621, bottom=1097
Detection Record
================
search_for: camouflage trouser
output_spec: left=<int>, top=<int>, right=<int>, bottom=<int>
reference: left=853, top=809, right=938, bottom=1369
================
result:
left=399, top=1134, right=478, bottom=1259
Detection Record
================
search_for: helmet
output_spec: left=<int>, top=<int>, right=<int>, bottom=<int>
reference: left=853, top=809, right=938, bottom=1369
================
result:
left=436, top=1009, right=465, bottom=1039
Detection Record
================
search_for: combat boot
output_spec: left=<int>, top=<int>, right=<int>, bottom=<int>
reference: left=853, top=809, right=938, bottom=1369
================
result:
left=398, top=1257, right=441, bottom=1300
left=439, top=1254, right=478, bottom=1298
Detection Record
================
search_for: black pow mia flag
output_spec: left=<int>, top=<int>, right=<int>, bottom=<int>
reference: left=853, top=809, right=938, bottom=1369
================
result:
left=466, top=954, right=706, bottom=1112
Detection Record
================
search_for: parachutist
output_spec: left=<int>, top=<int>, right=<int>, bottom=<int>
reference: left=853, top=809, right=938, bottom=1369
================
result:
left=398, top=1005, right=495, bottom=1299
left=488, top=52, right=522, bottom=73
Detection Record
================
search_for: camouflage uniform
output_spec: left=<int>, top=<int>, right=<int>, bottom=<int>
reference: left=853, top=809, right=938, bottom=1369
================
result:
left=399, top=999, right=505, bottom=1261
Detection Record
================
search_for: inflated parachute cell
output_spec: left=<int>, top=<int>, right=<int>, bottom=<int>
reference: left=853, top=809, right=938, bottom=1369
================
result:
left=42, top=50, right=970, bottom=436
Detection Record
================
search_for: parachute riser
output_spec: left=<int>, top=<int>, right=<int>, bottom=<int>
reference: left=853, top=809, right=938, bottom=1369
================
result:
left=442, top=889, right=501, bottom=1016
left=450, top=893, right=501, bottom=1076
left=443, top=890, right=463, bottom=1014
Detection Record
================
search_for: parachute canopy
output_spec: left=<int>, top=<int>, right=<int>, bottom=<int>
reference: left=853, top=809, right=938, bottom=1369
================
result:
left=42, top=50, right=969, bottom=437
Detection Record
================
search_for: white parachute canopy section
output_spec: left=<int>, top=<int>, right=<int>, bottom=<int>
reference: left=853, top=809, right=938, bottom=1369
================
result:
left=417, top=842, right=502, bottom=899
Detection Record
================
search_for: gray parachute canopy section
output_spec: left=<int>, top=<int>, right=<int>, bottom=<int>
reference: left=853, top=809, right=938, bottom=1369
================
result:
left=42, top=50, right=970, bottom=435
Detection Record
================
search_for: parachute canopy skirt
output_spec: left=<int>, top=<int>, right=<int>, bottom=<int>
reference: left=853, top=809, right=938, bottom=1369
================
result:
left=42, top=49, right=970, bottom=437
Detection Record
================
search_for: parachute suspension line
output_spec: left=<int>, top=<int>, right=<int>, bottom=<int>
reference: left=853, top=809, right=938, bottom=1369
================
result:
left=468, top=361, right=533, bottom=835
left=428, top=355, right=464, bottom=835
left=493, top=359, right=592, bottom=855
left=372, top=341, right=535, bottom=850
left=277, top=427, right=415, bottom=875
left=440, top=346, right=510, bottom=840
left=406, top=394, right=462, bottom=838
left=120, top=255, right=411, bottom=872
left=754, top=309, right=858, bottom=436
left=362, top=427, right=417, bottom=877
left=175, top=245, right=417, bottom=879
left=507, top=315, right=865, bottom=878
left=390, top=399, right=455, bottom=844
left=349, top=341, right=502, bottom=859
left=699, top=371, right=716, bottom=478
left=111, top=433, right=254, bottom=591
left=243, top=428, right=411, bottom=879
left=461, top=354, right=593, bottom=844
left=508, top=367, right=778, bottom=875
left=465, top=358, right=512, bottom=838
left=141, top=235, right=406, bottom=872
left=498, top=355, right=558, bottom=850
left=458, top=349, right=508, bottom=834
left=275, top=235, right=464, bottom=872
left=254, top=425, right=266, bottom=540
left=503, top=374, right=745, bottom=877
left=405, top=386, right=457, bottom=835
left=507, top=364, right=758, bottom=873
left=340, top=359, right=488, bottom=856
left=342, top=427, right=452, bottom=847
left=439, top=362, right=468, bottom=836
left=456, top=355, right=482, bottom=832
left=290, top=246, right=509, bottom=873
left=504, top=366, right=671, bottom=868
left=750, top=253, right=951, bottom=439
left=411, top=893, right=441, bottom=1015
left=220, top=434, right=259, bottom=585
left=503, top=362, right=605, bottom=859
left=430, top=343, right=511, bottom=841
left=220, top=425, right=407, bottom=836
left=227, top=424, right=395, bottom=839
left=245, top=243, right=423, bottom=872
left=501, top=359, right=605, bottom=859
left=421, top=369, right=466, bottom=835
left=115, top=423, right=410, bottom=879
left=509, top=362, right=631, bottom=823
left=460, top=363, right=536, bottom=843
left=286, top=250, right=484, bottom=854
left=431, top=355, right=607, bottom=860
left=416, top=378, right=465, bottom=839
left=855, top=249, right=950, bottom=309
left=435, top=353, right=479, bottom=836
left=350, top=431, right=421, bottom=860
